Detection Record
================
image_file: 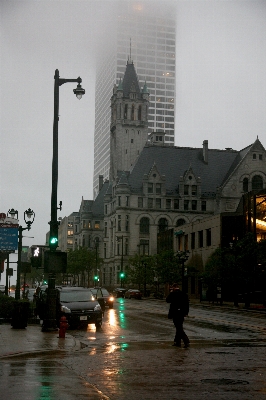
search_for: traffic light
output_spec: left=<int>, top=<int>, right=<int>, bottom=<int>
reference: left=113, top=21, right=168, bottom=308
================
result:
left=120, top=272, right=125, bottom=279
left=30, top=246, right=42, bottom=269
left=49, top=235, right=58, bottom=251
left=94, top=275, right=99, bottom=282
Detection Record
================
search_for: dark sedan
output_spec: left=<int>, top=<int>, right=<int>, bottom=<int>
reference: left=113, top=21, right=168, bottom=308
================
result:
left=113, top=288, right=127, bottom=298
left=124, top=289, right=142, bottom=299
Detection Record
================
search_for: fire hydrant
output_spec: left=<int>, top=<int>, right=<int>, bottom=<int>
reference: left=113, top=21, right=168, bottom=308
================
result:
left=59, top=316, right=69, bottom=338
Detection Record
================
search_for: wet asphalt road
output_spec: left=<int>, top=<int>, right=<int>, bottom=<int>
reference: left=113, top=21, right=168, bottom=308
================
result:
left=1, top=298, right=266, bottom=399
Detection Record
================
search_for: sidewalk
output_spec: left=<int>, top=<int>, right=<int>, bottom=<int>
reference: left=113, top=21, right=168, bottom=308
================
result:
left=0, top=322, right=79, bottom=358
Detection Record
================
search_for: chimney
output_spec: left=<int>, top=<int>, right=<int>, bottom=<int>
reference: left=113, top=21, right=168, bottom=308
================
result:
left=203, top=140, right=208, bottom=164
left=99, top=175, right=104, bottom=191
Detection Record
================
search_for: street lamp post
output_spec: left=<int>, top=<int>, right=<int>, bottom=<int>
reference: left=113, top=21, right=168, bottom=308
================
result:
left=8, top=208, right=35, bottom=300
left=117, top=236, right=124, bottom=287
left=176, top=250, right=190, bottom=293
left=43, top=70, right=85, bottom=332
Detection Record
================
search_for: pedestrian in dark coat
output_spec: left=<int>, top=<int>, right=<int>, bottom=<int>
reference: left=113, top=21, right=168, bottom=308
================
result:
left=166, top=283, right=190, bottom=347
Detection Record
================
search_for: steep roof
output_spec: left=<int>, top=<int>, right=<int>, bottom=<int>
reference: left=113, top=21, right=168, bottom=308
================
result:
left=128, top=145, right=240, bottom=196
left=122, top=61, right=141, bottom=98
left=91, top=181, right=109, bottom=217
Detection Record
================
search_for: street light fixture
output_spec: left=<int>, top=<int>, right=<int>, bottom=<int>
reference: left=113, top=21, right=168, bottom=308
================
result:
left=7, top=208, right=35, bottom=300
left=176, top=250, right=190, bottom=293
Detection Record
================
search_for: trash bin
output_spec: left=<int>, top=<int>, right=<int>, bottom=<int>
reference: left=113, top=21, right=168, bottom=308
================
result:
left=11, top=300, right=30, bottom=329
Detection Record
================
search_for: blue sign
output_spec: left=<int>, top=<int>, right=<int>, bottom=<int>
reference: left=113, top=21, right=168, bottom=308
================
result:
left=0, top=227, right=18, bottom=250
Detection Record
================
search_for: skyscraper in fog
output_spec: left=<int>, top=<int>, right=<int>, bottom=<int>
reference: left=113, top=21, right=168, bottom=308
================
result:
left=93, top=3, right=176, bottom=197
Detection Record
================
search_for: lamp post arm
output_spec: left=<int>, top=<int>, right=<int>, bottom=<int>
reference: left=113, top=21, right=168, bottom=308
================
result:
left=58, top=77, right=82, bottom=86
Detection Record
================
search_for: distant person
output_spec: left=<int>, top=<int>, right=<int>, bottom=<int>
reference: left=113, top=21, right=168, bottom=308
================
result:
left=166, top=283, right=190, bottom=348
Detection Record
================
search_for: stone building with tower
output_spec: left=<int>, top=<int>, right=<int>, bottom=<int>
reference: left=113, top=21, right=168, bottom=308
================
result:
left=57, top=59, right=266, bottom=293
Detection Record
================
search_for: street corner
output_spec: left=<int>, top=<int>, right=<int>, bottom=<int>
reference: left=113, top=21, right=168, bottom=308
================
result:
left=0, top=323, right=80, bottom=358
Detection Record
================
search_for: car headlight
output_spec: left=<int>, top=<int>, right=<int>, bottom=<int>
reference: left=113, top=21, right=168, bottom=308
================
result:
left=109, top=296, right=114, bottom=302
left=94, top=304, right=102, bottom=312
left=61, top=305, right=71, bottom=313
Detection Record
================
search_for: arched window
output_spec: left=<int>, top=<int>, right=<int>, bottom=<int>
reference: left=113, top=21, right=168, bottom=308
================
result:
left=252, top=175, right=263, bottom=191
left=124, top=104, right=128, bottom=119
left=140, top=217, right=150, bottom=234
left=158, top=218, right=168, bottom=232
left=131, top=104, right=135, bottom=120
left=243, top=178, right=248, bottom=192
left=138, top=106, right=141, bottom=120
left=176, top=219, right=186, bottom=227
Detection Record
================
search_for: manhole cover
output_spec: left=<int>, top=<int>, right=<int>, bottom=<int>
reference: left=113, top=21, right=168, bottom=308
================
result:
left=201, top=378, right=249, bottom=385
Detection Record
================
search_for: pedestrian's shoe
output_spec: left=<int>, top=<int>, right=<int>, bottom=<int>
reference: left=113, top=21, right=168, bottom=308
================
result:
left=172, top=342, right=181, bottom=347
left=184, top=342, right=190, bottom=348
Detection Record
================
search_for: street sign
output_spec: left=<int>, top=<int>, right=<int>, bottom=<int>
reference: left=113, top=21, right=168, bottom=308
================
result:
left=0, top=225, right=19, bottom=251
left=44, top=251, right=67, bottom=273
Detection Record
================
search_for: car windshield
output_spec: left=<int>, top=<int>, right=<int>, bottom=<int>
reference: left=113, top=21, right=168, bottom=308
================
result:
left=101, top=289, right=110, bottom=296
left=60, top=290, right=94, bottom=302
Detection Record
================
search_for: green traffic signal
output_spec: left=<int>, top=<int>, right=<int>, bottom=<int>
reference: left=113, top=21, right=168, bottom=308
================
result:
left=94, top=275, right=99, bottom=281
left=120, top=272, right=125, bottom=278
left=49, top=236, right=58, bottom=250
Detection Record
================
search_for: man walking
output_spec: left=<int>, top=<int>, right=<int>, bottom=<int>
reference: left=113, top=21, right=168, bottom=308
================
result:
left=166, top=283, right=190, bottom=348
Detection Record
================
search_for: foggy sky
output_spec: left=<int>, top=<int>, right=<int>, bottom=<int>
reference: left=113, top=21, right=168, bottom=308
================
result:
left=1, top=0, right=265, bottom=285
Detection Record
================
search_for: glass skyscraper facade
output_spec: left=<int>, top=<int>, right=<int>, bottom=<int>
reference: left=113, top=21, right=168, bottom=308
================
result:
left=93, top=4, right=176, bottom=197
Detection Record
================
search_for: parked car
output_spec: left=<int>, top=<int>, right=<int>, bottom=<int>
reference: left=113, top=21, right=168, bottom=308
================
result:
left=36, top=286, right=103, bottom=329
left=113, top=288, right=127, bottom=298
left=125, top=289, right=142, bottom=299
left=90, top=287, right=114, bottom=309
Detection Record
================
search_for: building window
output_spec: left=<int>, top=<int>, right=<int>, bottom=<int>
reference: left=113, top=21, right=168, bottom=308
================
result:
left=259, top=154, right=262, bottom=160
left=148, top=198, right=153, bottom=208
left=156, top=183, right=162, bottom=194
left=104, top=222, right=107, bottom=237
left=140, top=217, right=150, bottom=234
left=125, top=215, right=129, bottom=232
left=158, top=218, right=168, bottom=232
left=206, top=228, right=211, bottom=246
left=191, top=232, right=195, bottom=249
left=94, top=221, right=100, bottom=229
left=156, top=198, right=161, bottom=208
left=148, top=183, right=153, bottom=193
left=176, top=218, right=185, bottom=227
left=252, top=175, right=263, bottom=191
left=138, top=197, right=143, bottom=208
left=201, top=201, right=206, bottom=211
left=198, top=230, right=203, bottom=248
left=131, top=104, right=135, bottom=120
left=253, top=153, right=256, bottom=159
left=243, top=178, right=248, bottom=192
left=118, top=196, right=121, bottom=206
left=184, top=200, right=189, bottom=210
left=118, top=215, right=121, bottom=231
left=67, top=230, right=73, bottom=236
left=131, top=139, right=134, bottom=143
left=124, top=104, right=128, bottom=119
left=174, top=199, right=179, bottom=209
left=184, top=185, right=189, bottom=195
left=192, top=200, right=197, bottom=211
left=104, top=243, right=107, bottom=259
left=105, top=205, right=107, bottom=214
left=126, top=196, right=129, bottom=206
left=138, top=106, right=141, bottom=120
left=192, top=185, right=197, bottom=196
left=184, top=234, right=188, bottom=250
left=166, top=199, right=171, bottom=209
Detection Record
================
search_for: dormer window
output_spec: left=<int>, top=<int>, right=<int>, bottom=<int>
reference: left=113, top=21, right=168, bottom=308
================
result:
left=184, top=185, right=189, bottom=195
left=156, top=183, right=162, bottom=194
left=192, top=185, right=197, bottom=196
left=253, top=153, right=257, bottom=159
left=148, top=183, right=153, bottom=193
